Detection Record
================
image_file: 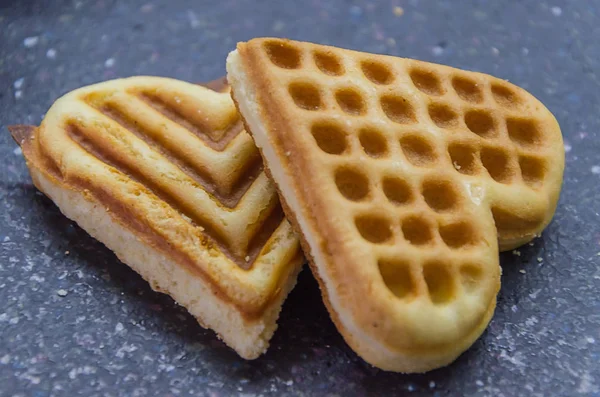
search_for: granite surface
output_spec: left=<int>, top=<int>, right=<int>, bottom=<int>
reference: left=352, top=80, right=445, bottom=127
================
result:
left=1, top=0, right=599, bottom=396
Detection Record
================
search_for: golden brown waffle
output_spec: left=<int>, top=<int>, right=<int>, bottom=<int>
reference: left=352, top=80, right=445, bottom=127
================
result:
left=10, top=76, right=304, bottom=359
left=227, top=38, right=564, bottom=372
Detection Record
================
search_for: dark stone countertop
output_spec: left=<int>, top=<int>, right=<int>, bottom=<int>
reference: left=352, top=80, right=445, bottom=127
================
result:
left=1, top=1, right=599, bottom=396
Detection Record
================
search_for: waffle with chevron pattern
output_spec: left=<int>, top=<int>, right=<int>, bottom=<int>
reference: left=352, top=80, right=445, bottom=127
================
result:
left=10, top=76, right=304, bottom=359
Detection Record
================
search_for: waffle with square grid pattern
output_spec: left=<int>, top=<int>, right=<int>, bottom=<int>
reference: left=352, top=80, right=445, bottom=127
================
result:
left=227, top=38, right=564, bottom=372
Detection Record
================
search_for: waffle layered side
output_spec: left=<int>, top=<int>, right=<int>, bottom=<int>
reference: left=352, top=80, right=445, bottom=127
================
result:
left=10, top=76, right=304, bottom=359
left=227, top=38, right=564, bottom=372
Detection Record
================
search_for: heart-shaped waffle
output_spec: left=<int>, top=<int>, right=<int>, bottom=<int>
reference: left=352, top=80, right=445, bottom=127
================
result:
left=10, top=76, right=304, bottom=359
left=227, top=38, right=564, bottom=372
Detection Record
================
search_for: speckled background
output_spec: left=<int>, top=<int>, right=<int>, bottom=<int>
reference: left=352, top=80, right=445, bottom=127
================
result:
left=1, top=1, right=599, bottom=396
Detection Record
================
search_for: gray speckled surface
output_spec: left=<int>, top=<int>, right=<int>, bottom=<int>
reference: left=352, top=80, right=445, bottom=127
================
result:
left=1, top=1, right=599, bottom=396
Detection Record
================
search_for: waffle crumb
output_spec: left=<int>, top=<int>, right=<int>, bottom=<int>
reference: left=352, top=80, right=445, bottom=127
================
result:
left=393, top=6, right=404, bottom=16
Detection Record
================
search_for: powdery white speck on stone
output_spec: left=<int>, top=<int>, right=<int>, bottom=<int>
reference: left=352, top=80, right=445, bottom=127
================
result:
left=187, top=10, right=200, bottom=29
left=23, top=36, right=39, bottom=48
left=68, top=366, right=97, bottom=380
left=13, top=78, right=24, bottom=89
left=432, top=46, right=444, bottom=56
left=564, top=142, right=572, bottom=152
left=116, top=343, right=138, bottom=358
left=551, top=6, right=563, bottom=16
